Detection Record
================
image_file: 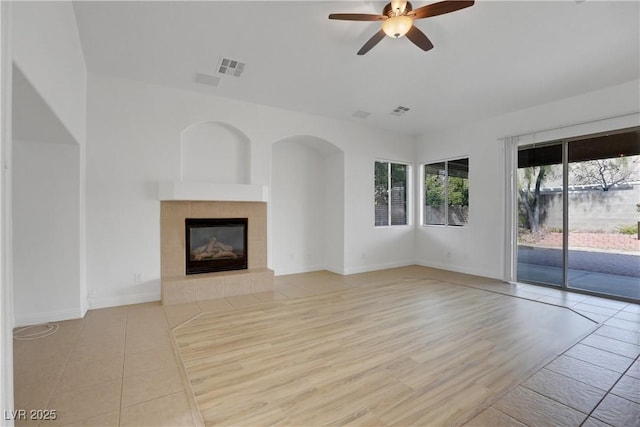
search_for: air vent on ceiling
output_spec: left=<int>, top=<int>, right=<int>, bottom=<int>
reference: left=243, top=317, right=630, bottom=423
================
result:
left=390, top=106, right=410, bottom=116
left=194, top=72, right=220, bottom=87
left=352, top=110, right=371, bottom=119
left=218, top=58, right=245, bottom=77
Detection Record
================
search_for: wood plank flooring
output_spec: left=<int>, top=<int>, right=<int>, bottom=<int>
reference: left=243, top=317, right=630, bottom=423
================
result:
left=173, top=277, right=596, bottom=426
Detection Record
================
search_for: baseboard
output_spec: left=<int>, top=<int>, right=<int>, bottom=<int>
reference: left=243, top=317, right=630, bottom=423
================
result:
left=342, top=260, right=415, bottom=276
left=415, top=260, right=501, bottom=281
left=14, top=307, right=84, bottom=327
left=273, top=264, right=326, bottom=276
left=89, top=291, right=160, bottom=310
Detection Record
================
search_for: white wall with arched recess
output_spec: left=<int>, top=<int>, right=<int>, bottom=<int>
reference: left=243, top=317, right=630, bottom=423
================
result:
left=271, top=136, right=345, bottom=275
left=181, top=121, right=250, bottom=184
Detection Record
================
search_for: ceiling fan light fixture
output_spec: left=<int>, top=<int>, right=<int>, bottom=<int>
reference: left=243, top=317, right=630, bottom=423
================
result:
left=382, top=15, right=413, bottom=38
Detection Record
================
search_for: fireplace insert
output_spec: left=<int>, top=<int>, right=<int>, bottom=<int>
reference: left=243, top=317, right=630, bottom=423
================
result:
left=185, top=218, right=248, bottom=275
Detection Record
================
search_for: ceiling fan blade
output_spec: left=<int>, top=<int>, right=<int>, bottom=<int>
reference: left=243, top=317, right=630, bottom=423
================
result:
left=329, top=13, right=386, bottom=21
left=406, top=25, right=434, bottom=51
left=357, top=29, right=386, bottom=55
left=408, top=0, right=474, bottom=20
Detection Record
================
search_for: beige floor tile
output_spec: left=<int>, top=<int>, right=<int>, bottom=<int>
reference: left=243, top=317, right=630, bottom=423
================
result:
left=123, top=346, right=178, bottom=377
left=622, top=304, right=640, bottom=314
left=12, top=356, right=66, bottom=393
left=605, top=317, right=640, bottom=332
left=197, top=297, right=233, bottom=313
left=225, top=294, right=261, bottom=307
left=581, top=417, right=614, bottom=427
left=68, top=339, right=125, bottom=365
left=574, top=310, right=610, bottom=323
left=523, top=368, right=605, bottom=413
left=611, top=375, right=640, bottom=404
left=615, top=310, right=640, bottom=324
left=46, top=380, right=121, bottom=425
left=164, top=302, right=201, bottom=329
left=120, top=391, right=195, bottom=427
left=565, top=343, right=634, bottom=373
left=125, top=324, right=169, bottom=341
left=493, top=386, right=587, bottom=427
left=60, top=411, right=119, bottom=427
left=594, top=325, right=640, bottom=345
left=536, top=295, right=573, bottom=307
left=125, top=331, right=173, bottom=355
left=122, top=365, right=185, bottom=408
left=628, top=360, right=640, bottom=380
left=583, top=297, right=628, bottom=311
left=462, top=407, right=527, bottom=426
left=581, top=334, right=640, bottom=359
left=13, top=380, right=56, bottom=423
left=573, top=303, right=620, bottom=317
left=546, top=355, right=620, bottom=391
left=592, top=394, right=640, bottom=427
left=56, top=356, right=124, bottom=393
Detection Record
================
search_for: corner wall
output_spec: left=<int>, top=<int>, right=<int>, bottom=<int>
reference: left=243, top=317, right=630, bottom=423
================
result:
left=10, top=0, right=88, bottom=325
left=414, top=80, right=640, bottom=280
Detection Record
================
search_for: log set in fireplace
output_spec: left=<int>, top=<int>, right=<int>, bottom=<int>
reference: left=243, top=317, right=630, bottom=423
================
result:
left=185, top=218, right=248, bottom=275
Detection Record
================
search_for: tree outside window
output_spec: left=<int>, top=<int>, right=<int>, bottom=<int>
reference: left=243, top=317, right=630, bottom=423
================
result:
left=423, top=158, right=469, bottom=226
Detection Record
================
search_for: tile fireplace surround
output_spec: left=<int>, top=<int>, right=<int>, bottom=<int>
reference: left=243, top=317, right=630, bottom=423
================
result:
left=160, top=200, right=274, bottom=305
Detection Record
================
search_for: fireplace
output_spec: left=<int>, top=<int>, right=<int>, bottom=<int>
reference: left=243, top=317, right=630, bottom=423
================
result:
left=185, top=218, right=248, bottom=275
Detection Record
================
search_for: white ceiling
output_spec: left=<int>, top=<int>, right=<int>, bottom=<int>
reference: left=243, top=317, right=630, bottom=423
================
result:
left=72, top=1, right=640, bottom=136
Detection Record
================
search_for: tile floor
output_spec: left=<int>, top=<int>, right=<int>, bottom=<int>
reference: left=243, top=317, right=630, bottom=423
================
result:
left=12, top=266, right=640, bottom=426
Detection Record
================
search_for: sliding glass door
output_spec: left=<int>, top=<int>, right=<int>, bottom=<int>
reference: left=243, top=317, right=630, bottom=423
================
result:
left=516, top=129, right=640, bottom=301
left=566, top=133, right=640, bottom=300
left=517, top=143, right=564, bottom=287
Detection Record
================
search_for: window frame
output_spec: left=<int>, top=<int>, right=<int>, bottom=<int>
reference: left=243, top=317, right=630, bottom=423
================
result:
left=421, top=156, right=469, bottom=228
left=374, top=159, right=412, bottom=228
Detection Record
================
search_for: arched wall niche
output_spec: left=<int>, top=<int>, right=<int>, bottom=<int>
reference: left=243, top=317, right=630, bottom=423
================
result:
left=180, top=121, right=250, bottom=184
left=270, top=135, right=345, bottom=275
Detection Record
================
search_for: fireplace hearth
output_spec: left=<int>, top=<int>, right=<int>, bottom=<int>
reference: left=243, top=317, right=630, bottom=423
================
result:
left=185, top=218, right=248, bottom=275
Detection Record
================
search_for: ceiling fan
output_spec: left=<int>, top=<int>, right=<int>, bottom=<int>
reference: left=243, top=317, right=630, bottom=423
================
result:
left=329, top=0, right=474, bottom=55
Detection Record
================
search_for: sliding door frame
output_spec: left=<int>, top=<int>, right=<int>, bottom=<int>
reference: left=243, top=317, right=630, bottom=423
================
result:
left=511, top=126, right=639, bottom=303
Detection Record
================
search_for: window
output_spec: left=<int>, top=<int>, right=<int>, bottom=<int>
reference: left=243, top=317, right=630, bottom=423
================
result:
left=423, top=158, right=469, bottom=226
left=375, top=161, right=408, bottom=226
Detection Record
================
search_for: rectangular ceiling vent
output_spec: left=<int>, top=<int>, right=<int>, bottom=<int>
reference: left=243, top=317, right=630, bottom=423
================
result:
left=390, top=106, right=410, bottom=116
left=352, top=110, right=371, bottom=119
left=194, top=72, right=220, bottom=87
left=218, top=58, right=245, bottom=77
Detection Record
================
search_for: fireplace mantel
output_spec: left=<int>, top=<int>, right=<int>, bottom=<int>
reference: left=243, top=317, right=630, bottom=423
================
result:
left=158, top=181, right=268, bottom=202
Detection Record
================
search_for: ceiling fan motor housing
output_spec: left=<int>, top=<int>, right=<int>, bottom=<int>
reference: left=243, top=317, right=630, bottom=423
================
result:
left=383, top=2, right=413, bottom=17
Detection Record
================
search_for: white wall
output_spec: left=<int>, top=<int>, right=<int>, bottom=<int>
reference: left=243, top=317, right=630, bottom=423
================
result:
left=181, top=122, right=250, bottom=184
left=415, top=80, right=640, bottom=280
left=271, top=137, right=344, bottom=275
left=13, top=140, right=80, bottom=325
left=10, top=0, right=87, bottom=324
left=11, top=1, right=86, bottom=145
left=86, top=73, right=415, bottom=307
left=0, top=0, right=14, bottom=420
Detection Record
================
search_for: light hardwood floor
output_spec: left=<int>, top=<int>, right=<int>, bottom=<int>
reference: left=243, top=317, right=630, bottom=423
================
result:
left=12, top=266, right=640, bottom=426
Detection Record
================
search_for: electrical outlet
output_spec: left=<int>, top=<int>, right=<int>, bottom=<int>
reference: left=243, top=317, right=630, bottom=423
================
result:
left=134, top=272, right=142, bottom=283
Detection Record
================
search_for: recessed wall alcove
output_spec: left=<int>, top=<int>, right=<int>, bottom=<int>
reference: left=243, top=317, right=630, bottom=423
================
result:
left=180, top=121, right=250, bottom=184
left=271, top=136, right=345, bottom=275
